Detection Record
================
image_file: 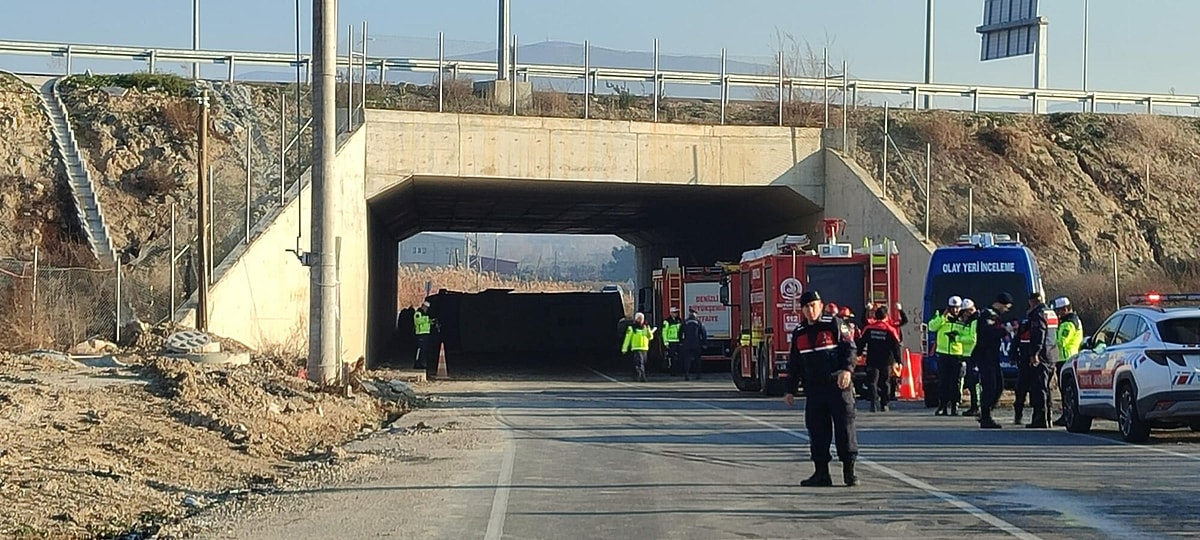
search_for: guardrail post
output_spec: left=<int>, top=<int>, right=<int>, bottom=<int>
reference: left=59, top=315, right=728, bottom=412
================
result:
left=228, top=56, right=236, bottom=82
left=971, top=89, right=980, bottom=113
left=438, top=32, right=444, bottom=113
left=841, top=60, right=848, bottom=150
left=822, top=47, right=829, bottom=127
left=777, top=51, right=784, bottom=127
left=653, top=39, right=660, bottom=123
left=583, top=40, right=590, bottom=120
left=1089, top=94, right=1097, bottom=113
left=65, top=45, right=72, bottom=75
left=911, top=87, right=919, bottom=110
left=719, top=48, right=727, bottom=125
left=148, top=49, right=157, bottom=73
left=1146, top=97, right=1153, bottom=114
left=510, top=34, right=518, bottom=116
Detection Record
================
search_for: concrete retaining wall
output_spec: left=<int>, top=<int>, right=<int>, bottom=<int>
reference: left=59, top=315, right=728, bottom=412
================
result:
left=199, top=128, right=369, bottom=362
left=364, top=110, right=826, bottom=201
left=822, top=149, right=935, bottom=344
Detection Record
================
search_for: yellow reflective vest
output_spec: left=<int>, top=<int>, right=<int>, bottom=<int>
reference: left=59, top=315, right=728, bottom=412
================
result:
left=1057, top=312, right=1083, bottom=360
left=414, top=311, right=432, bottom=335
left=622, top=325, right=655, bottom=353
left=928, top=312, right=969, bottom=357
left=663, top=319, right=682, bottom=344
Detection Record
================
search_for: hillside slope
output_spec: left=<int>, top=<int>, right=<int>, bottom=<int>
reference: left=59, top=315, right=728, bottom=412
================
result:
left=850, top=110, right=1200, bottom=325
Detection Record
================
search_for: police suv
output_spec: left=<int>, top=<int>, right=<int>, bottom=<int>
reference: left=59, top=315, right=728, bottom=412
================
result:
left=1059, top=293, right=1200, bottom=442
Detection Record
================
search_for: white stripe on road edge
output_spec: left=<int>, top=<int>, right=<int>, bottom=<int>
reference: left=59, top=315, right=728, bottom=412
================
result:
left=484, top=410, right=517, bottom=540
left=587, top=368, right=1042, bottom=540
left=1078, top=433, right=1200, bottom=463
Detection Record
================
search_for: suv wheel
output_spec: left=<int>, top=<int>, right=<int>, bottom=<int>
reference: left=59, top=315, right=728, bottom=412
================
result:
left=1061, top=376, right=1092, bottom=434
left=1117, top=383, right=1151, bottom=443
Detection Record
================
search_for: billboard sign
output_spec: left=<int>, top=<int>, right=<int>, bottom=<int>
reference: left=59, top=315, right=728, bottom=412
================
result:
left=976, top=0, right=1043, bottom=61
left=684, top=281, right=732, bottom=340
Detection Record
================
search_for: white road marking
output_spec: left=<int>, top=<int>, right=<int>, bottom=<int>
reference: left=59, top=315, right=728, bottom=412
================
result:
left=587, top=368, right=1042, bottom=540
left=1077, top=432, right=1200, bottom=462
left=484, top=410, right=517, bottom=540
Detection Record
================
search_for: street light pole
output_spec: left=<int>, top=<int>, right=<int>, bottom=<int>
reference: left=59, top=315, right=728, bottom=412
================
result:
left=192, top=0, right=200, bottom=80
left=923, top=0, right=934, bottom=109
left=1082, top=0, right=1089, bottom=92
left=497, top=0, right=510, bottom=80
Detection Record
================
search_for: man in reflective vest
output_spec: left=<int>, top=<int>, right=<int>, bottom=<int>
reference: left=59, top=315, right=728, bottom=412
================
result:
left=1051, top=296, right=1083, bottom=427
left=413, top=301, right=434, bottom=370
left=959, top=299, right=981, bottom=417
left=928, top=296, right=966, bottom=416
left=662, top=307, right=683, bottom=375
left=622, top=312, right=656, bottom=382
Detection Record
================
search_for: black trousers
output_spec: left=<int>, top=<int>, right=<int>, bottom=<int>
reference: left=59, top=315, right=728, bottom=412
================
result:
left=805, top=385, right=858, bottom=464
left=866, top=365, right=890, bottom=408
left=978, top=359, right=1004, bottom=413
left=963, top=358, right=980, bottom=408
left=681, top=347, right=702, bottom=378
left=666, top=342, right=680, bottom=372
left=937, top=354, right=965, bottom=408
left=1014, top=362, right=1032, bottom=413
left=1054, top=360, right=1068, bottom=413
left=1029, top=361, right=1054, bottom=423
left=415, top=334, right=433, bottom=369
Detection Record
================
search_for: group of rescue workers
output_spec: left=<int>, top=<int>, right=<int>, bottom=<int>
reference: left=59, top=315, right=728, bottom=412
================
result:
left=923, top=291, right=1082, bottom=430
left=620, top=307, right=709, bottom=382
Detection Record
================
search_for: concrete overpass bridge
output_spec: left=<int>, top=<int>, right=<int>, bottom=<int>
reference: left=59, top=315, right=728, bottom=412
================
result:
left=186, top=110, right=933, bottom=366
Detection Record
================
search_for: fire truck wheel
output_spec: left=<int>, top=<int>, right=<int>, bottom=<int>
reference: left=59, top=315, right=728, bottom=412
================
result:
left=758, top=348, right=785, bottom=397
left=730, top=347, right=760, bottom=392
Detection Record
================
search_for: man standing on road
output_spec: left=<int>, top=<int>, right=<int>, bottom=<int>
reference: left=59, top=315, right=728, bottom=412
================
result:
left=973, top=293, right=1013, bottom=429
left=1051, top=296, right=1083, bottom=427
left=857, top=307, right=902, bottom=413
left=622, top=313, right=656, bottom=382
left=928, top=296, right=966, bottom=416
left=1019, top=292, right=1054, bottom=429
left=784, top=290, right=859, bottom=487
left=662, top=307, right=683, bottom=375
left=959, top=299, right=981, bottom=417
left=680, top=308, right=708, bottom=381
left=413, top=302, right=435, bottom=370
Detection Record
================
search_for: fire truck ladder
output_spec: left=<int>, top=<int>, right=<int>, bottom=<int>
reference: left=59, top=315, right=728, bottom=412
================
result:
left=865, top=237, right=896, bottom=307
left=666, top=268, right=683, bottom=313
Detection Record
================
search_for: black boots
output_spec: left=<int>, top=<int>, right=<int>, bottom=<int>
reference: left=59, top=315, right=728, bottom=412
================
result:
left=801, top=462, right=833, bottom=487
left=1014, top=408, right=1024, bottom=426
left=962, top=406, right=979, bottom=417
left=979, top=409, right=1002, bottom=429
left=801, top=462, right=857, bottom=487
left=1025, top=408, right=1049, bottom=429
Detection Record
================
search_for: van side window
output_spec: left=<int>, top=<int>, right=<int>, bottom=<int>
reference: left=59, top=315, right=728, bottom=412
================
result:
left=1093, top=315, right=1125, bottom=347
left=1114, top=315, right=1147, bottom=345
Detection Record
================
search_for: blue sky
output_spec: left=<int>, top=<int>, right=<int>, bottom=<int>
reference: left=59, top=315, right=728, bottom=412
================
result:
left=1, top=0, right=1196, bottom=95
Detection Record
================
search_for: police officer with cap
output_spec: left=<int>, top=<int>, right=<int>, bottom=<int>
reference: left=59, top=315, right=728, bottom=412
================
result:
left=1019, top=291, right=1053, bottom=428
left=784, top=289, right=859, bottom=487
left=974, top=293, right=1014, bottom=429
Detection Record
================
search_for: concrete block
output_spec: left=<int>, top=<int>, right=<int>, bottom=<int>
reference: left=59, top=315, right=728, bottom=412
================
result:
left=474, top=79, right=533, bottom=108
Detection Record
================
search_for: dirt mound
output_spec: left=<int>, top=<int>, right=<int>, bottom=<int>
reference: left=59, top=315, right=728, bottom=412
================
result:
left=0, top=351, right=404, bottom=539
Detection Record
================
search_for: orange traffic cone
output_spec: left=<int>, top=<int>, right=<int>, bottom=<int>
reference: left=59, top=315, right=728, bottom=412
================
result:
left=435, top=343, right=448, bottom=379
left=898, top=349, right=919, bottom=400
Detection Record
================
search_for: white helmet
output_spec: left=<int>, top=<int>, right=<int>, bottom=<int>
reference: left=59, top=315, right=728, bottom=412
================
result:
left=1052, top=296, right=1071, bottom=310
left=962, top=298, right=975, bottom=310
left=947, top=296, right=963, bottom=308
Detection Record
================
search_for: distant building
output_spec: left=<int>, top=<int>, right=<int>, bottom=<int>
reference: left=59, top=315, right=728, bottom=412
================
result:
left=399, top=232, right=520, bottom=276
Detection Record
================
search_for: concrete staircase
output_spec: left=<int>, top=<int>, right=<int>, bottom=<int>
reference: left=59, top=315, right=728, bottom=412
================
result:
left=35, top=77, right=116, bottom=266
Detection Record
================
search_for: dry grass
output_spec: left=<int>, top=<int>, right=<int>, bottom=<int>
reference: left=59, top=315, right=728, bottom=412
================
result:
left=442, top=77, right=476, bottom=106
left=159, top=100, right=198, bottom=140
left=913, top=111, right=970, bottom=151
left=130, top=165, right=180, bottom=197
left=989, top=211, right=1063, bottom=250
left=977, top=126, right=1032, bottom=156
left=532, top=88, right=572, bottom=118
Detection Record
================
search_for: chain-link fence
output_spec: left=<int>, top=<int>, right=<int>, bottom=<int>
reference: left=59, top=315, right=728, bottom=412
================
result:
left=0, top=256, right=116, bottom=350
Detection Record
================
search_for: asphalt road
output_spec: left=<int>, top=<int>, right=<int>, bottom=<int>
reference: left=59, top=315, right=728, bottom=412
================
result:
left=208, top=368, right=1200, bottom=540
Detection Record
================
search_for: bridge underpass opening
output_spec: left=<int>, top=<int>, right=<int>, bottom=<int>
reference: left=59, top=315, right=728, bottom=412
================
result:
left=365, top=175, right=822, bottom=374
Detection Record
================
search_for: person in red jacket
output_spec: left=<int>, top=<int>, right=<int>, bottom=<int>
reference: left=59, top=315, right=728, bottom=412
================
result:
left=856, top=307, right=903, bottom=412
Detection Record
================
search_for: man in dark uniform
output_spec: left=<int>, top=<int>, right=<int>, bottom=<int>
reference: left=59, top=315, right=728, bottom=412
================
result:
left=784, top=290, right=859, bottom=487
left=1019, top=291, right=1054, bottom=429
left=974, top=293, right=1013, bottom=429
left=856, top=307, right=903, bottom=413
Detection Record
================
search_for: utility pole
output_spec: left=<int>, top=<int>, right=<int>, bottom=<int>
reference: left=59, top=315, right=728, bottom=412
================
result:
left=923, top=0, right=934, bottom=109
left=196, top=90, right=210, bottom=330
left=192, top=0, right=200, bottom=80
left=307, top=0, right=339, bottom=385
left=497, top=0, right=510, bottom=80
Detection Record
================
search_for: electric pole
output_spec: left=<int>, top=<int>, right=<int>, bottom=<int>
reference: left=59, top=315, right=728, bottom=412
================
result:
left=498, top=0, right=510, bottom=80
left=307, top=0, right=339, bottom=385
left=196, top=90, right=210, bottom=330
left=923, top=0, right=934, bottom=109
left=192, top=0, right=200, bottom=80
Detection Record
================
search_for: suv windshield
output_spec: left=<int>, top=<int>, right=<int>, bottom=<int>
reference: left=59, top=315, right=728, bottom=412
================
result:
left=1158, top=317, right=1200, bottom=345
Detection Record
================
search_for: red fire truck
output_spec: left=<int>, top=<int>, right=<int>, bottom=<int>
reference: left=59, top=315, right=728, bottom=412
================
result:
left=647, top=260, right=740, bottom=369
left=722, top=218, right=901, bottom=396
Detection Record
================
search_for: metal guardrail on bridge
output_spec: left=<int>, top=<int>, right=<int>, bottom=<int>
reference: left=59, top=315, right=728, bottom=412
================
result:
left=2, top=38, right=1198, bottom=115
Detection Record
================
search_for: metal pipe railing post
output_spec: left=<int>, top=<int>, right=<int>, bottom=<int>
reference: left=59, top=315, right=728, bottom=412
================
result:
left=777, top=51, right=784, bottom=126
left=719, top=48, right=727, bottom=125
left=653, top=39, right=660, bottom=122
left=841, top=60, right=848, bottom=151
left=170, top=203, right=176, bottom=319
left=968, top=187, right=974, bottom=235
left=245, top=127, right=252, bottom=244
left=115, top=260, right=122, bottom=343
left=823, top=47, right=829, bottom=128
left=437, top=32, right=445, bottom=112
left=30, top=245, right=38, bottom=339
left=583, top=40, right=590, bottom=119
left=279, top=98, right=286, bottom=206
left=510, top=34, right=518, bottom=115
left=882, top=102, right=889, bottom=197
left=361, top=21, right=368, bottom=117
left=924, top=143, right=932, bottom=239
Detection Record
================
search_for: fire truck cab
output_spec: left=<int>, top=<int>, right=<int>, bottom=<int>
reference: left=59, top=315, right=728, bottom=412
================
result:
left=722, top=219, right=900, bottom=396
left=647, top=260, right=738, bottom=370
